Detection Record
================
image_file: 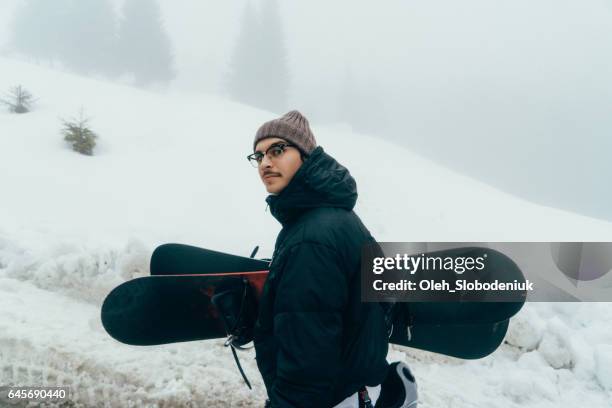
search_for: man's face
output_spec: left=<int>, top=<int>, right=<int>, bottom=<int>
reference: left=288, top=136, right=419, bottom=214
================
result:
left=254, top=137, right=303, bottom=194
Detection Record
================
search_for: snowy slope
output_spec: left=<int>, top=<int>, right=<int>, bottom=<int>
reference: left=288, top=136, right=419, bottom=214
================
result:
left=0, top=57, right=611, bottom=407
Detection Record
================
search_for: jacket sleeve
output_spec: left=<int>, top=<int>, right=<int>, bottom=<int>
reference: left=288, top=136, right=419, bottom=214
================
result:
left=269, top=242, right=348, bottom=408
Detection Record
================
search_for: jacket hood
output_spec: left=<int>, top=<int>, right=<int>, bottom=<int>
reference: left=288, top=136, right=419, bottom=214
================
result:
left=266, top=146, right=357, bottom=225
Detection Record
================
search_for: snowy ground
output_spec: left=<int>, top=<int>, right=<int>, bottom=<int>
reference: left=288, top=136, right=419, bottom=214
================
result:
left=0, top=57, right=611, bottom=407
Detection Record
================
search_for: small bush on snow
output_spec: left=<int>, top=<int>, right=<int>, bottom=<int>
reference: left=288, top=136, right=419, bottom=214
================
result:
left=61, top=108, right=98, bottom=156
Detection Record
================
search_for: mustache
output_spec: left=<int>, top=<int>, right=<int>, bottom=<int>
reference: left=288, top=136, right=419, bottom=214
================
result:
left=263, top=171, right=281, bottom=177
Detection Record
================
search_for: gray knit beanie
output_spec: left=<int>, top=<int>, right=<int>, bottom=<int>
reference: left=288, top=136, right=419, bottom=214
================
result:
left=253, top=110, right=317, bottom=155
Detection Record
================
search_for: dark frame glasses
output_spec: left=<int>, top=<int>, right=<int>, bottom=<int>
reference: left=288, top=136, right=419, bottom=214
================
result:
left=247, top=143, right=297, bottom=167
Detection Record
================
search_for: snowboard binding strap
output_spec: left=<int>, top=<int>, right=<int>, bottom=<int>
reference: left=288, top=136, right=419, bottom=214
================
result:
left=221, top=245, right=260, bottom=389
left=211, top=273, right=258, bottom=390
left=228, top=341, right=252, bottom=390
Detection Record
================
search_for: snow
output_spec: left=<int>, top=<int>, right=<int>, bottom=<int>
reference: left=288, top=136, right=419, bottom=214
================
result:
left=0, top=57, right=611, bottom=407
left=595, top=346, right=612, bottom=391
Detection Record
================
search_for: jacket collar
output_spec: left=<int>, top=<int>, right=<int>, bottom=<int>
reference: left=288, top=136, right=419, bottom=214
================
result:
left=265, top=146, right=358, bottom=226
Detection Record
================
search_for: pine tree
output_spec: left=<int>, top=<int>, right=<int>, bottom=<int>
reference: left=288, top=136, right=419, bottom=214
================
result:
left=258, top=0, right=289, bottom=113
left=61, top=0, right=117, bottom=74
left=226, top=0, right=290, bottom=113
left=117, top=0, right=175, bottom=86
left=11, top=0, right=117, bottom=75
left=226, top=1, right=263, bottom=108
left=61, top=109, right=98, bottom=156
left=10, top=0, right=73, bottom=62
left=0, top=85, right=37, bottom=114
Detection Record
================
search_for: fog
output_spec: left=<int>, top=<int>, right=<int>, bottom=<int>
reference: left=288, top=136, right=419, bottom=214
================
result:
left=2, top=0, right=611, bottom=220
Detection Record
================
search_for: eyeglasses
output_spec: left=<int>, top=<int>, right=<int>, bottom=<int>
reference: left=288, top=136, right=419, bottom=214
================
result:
left=247, top=143, right=297, bottom=168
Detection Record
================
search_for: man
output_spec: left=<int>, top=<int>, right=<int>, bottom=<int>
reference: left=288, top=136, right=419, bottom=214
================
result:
left=248, top=110, right=389, bottom=407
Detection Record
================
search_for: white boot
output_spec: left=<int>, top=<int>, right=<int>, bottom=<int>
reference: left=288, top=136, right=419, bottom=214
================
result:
left=375, top=361, right=418, bottom=408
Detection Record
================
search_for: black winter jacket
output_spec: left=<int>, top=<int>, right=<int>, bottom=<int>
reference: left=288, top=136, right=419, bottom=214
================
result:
left=254, top=146, right=389, bottom=407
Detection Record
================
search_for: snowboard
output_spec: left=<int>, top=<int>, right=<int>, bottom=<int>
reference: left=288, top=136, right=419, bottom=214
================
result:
left=150, top=244, right=269, bottom=275
left=101, top=271, right=267, bottom=346
left=101, top=244, right=525, bottom=359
